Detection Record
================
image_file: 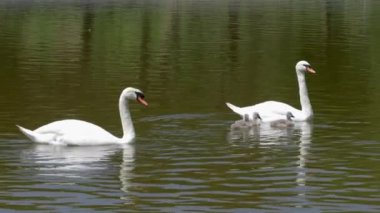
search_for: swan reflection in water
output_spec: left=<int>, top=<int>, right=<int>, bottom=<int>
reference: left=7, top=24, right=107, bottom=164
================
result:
left=21, top=143, right=136, bottom=202
left=296, top=121, right=312, bottom=201
left=227, top=121, right=313, bottom=202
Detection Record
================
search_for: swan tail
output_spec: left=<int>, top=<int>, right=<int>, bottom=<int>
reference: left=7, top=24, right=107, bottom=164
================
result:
left=17, top=125, right=39, bottom=142
left=225, top=102, right=243, bottom=115
left=16, top=125, right=54, bottom=143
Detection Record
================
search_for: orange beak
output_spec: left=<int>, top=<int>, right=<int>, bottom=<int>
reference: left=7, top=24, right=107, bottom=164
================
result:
left=306, top=67, right=316, bottom=74
left=137, top=96, right=148, bottom=106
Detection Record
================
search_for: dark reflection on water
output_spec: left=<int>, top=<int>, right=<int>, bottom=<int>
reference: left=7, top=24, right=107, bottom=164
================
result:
left=1, top=0, right=380, bottom=212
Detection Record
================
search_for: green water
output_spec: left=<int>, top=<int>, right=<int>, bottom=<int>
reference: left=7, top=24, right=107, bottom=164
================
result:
left=1, top=0, right=380, bottom=212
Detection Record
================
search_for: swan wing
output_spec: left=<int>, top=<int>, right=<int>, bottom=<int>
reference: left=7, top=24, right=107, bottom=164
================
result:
left=246, top=101, right=300, bottom=115
left=30, top=119, right=119, bottom=145
left=226, top=101, right=304, bottom=121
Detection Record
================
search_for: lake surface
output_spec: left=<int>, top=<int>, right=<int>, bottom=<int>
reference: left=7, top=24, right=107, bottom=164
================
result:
left=1, top=0, right=380, bottom=212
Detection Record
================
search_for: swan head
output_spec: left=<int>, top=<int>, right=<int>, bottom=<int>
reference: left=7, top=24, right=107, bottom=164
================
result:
left=122, top=87, right=148, bottom=106
left=296, top=60, right=316, bottom=74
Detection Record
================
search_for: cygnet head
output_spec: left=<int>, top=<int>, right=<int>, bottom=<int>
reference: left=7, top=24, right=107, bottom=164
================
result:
left=243, top=114, right=250, bottom=122
left=253, top=112, right=262, bottom=121
left=121, top=87, right=148, bottom=106
left=295, top=60, right=316, bottom=74
left=286, top=112, right=295, bottom=121
left=242, top=113, right=261, bottom=122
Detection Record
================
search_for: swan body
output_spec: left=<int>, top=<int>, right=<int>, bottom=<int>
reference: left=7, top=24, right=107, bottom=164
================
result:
left=226, top=61, right=315, bottom=122
left=17, top=87, right=148, bottom=145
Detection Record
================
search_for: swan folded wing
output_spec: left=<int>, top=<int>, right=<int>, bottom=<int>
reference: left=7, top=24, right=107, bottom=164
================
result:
left=239, top=101, right=303, bottom=121
left=250, top=101, right=297, bottom=114
left=230, top=101, right=304, bottom=122
left=31, top=131, right=62, bottom=144
left=35, top=119, right=119, bottom=145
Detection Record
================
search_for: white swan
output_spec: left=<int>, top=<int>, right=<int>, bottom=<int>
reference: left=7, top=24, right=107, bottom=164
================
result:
left=17, top=87, right=148, bottom=145
left=226, top=60, right=316, bottom=122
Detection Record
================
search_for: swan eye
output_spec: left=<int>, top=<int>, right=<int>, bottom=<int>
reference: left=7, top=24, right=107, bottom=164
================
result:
left=135, top=92, right=145, bottom=99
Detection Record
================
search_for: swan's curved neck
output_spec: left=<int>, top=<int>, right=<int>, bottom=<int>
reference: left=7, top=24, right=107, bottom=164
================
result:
left=119, top=96, right=135, bottom=142
left=297, top=71, right=313, bottom=119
